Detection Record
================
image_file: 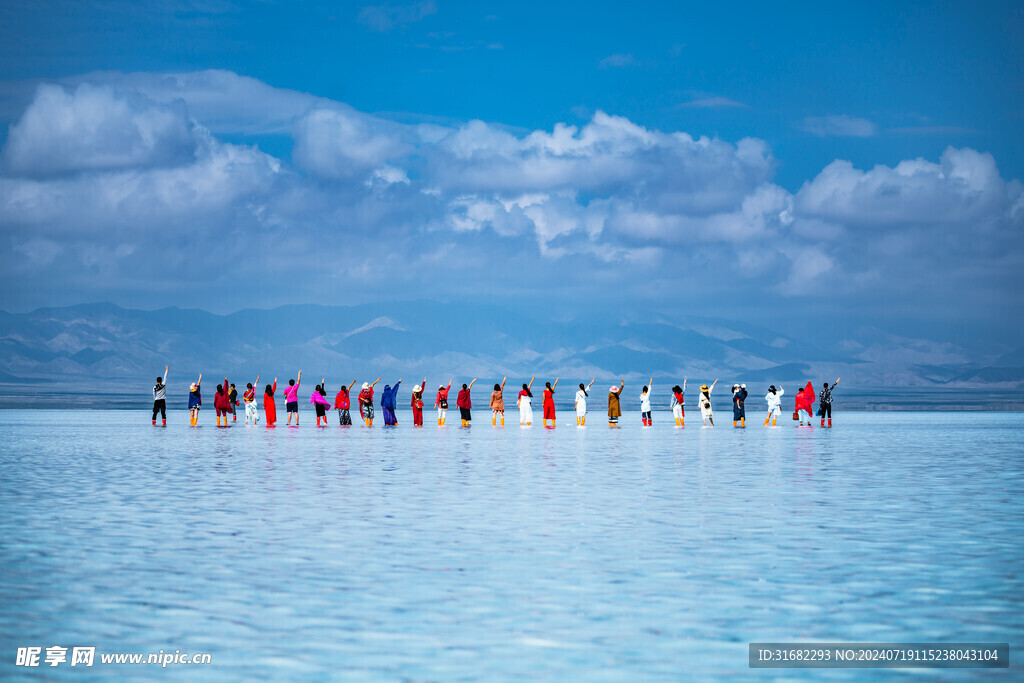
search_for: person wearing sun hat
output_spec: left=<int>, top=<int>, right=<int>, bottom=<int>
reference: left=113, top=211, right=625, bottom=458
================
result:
left=435, top=379, right=452, bottom=426
left=699, top=379, right=718, bottom=426
left=358, top=378, right=380, bottom=426
left=607, top=380, right=624, bottom=428
left=410, top=377, right=427, bottom=426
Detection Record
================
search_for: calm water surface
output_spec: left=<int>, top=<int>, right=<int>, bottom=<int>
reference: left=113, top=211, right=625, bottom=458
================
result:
left=1, top=410, right=1021, bottom=680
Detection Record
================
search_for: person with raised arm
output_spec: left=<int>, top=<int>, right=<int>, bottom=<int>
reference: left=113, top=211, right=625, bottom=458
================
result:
left=607, top=380, right=624, bottom=428
left=574, top=379, right=596, bottom=427
left=284, top=371, right=302, bottom=426
left=411, top=378, right=427, bottom=427
left=819, top=377, right=840, bottom=428
left=264, top=378, right=278, bottom=427
left=335, top=380, right=357, bottom=426
left=699, top=379, right=718, bottom=427
left=188, top=373, right=202, bottom=426
left=435, top=379, right=453, bottom=426
left=358, top=378, right=381, bottom=427
left=639, top=377, right=654, bottom=427
left=490, top=376, right=507, bottom=427
left=380, top=378, right=402, bottom=426
left=457, top=378, right=477, bottom=427
left=795, top=381, right=816, bottom=426
left=763, top=384, right=784, bottom=427
left=542, top=378, right=559, bottom=428
left=152, top=365, right=169, bottom=426
left=517, top=377, right=535, bottom=426
left=311, top=377, right=332, bottom=427
left=214, top=377, right=232, bottom=427
left=671, top=378, right=687, bottom=428
left=243, top=374, right=261, bottom=426
left=229, top=383, right=239, bottom=422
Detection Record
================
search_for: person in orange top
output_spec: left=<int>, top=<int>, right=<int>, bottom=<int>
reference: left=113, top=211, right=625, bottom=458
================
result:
left=542, top=378, right=559, bottom=428
left=490, top=376, right=507, bottom=427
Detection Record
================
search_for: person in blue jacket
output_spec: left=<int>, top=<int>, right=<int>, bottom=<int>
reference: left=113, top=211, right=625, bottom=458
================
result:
left=381, top=378, right=402, bottom=426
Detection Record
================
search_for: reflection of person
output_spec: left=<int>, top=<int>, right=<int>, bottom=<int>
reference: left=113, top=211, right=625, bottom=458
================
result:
left=490, top=377, right=507, bottom=427
left=575, top=379, right=596, bottom=426
left=607, top=380, right=624, bottom=428
left=763, top=385, right=783, bottom=427
left=152, top=365, right=168, bottom=426
left=518, top=378, right=534, bottom=426
left=819, top=378, right=840, bottom=428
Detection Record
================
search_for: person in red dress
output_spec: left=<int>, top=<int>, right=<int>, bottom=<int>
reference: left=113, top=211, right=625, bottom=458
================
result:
left=542, top=378, right=559, bottom=428
left=411, top=377, right=427, bottom=426
left=263, top=378, right=277, bottom=427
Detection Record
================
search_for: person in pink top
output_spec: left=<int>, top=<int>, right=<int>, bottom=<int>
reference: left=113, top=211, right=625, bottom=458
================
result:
left=310, top=377, right=332, bottom=427
left=284, top=370, right=302, bottom=426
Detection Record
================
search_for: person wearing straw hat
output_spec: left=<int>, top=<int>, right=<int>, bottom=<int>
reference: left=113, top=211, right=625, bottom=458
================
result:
left=607, top=380, right=624, bottom=428
left=358, top=378, right=380, bottom=426
left=699, top=379, right=718, bottom=426
left=411, top=377, right=427, bottom=426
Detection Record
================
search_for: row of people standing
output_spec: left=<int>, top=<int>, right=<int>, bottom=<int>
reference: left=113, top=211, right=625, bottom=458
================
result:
left=158, top=367, right=839, bottom=428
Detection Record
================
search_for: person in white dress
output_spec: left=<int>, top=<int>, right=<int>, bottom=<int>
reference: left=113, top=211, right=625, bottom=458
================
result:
left=699, top=379, right=718, bottom=426
left=574, top=379, right=596, bottom=426
left=517, top=377, right=535, bottom=426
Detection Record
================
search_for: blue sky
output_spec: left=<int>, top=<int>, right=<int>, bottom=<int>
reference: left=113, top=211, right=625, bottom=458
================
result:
left=0, top=1, right=1021, bottom=344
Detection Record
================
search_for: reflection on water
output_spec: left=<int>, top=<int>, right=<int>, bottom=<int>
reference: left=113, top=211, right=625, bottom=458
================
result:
left=0, top=410, right=1021, bottom=679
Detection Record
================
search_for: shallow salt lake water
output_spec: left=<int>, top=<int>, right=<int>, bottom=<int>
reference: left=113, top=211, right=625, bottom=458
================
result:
left=0, top=409, right=1021, bottom=680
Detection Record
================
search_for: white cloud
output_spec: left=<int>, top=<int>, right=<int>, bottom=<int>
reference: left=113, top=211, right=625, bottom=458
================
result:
left=292, top=105, right=412, bottom=179
left=4, top=83, right=199, bottom=176
left=679, top=96, right=748, bottom=109
left=801, top=115, right=877, bottom=138
left=0, top=70, right=1019, bottom=316
left=599, top=54, right=637, bottom=68
left=358, top=1, right=437, bottom=32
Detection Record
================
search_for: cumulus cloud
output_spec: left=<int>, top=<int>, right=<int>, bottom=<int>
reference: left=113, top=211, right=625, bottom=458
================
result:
left=0, top=70, right=1019, bottom=324
left=801, top=114, right=877, bottom=138
left=4, top=83, right=199, bottom=176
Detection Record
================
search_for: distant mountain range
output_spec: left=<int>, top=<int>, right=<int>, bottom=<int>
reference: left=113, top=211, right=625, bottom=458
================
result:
left=0, top=302, right=1021, bottom=408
